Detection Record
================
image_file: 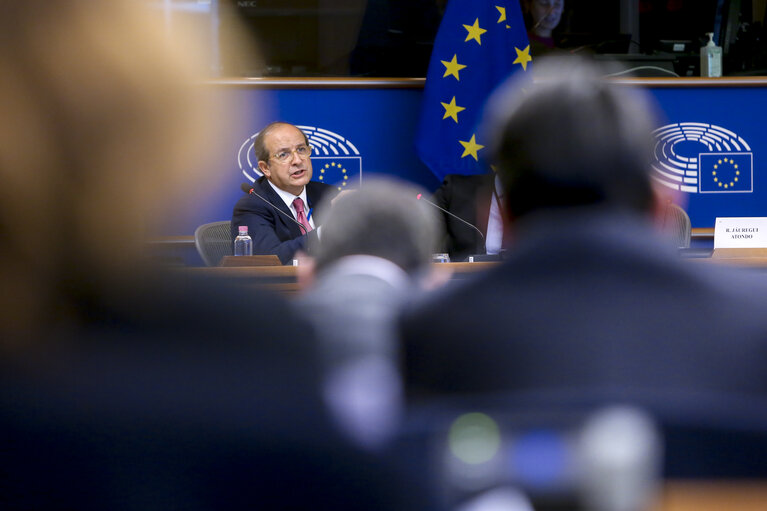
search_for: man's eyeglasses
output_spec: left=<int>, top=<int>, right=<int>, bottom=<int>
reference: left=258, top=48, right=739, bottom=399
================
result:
left=270, top=144, right=312, bottom=163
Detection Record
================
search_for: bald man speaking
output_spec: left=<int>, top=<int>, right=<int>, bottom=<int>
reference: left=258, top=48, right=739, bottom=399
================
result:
left=231, top=122, right=338, bottom=264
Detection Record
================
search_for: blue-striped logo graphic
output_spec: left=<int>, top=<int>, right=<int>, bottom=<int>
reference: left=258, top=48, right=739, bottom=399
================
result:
left=238, top=125, right=362, bottom=190
left=652, top=122, right=754, bottom=193
left=651, top=122, right=753, bottom=194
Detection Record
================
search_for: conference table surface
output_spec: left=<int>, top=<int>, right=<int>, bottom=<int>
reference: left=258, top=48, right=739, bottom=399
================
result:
left=179, top=261, right=496, bottom=294
left=177, top=254, right=767, bottom=295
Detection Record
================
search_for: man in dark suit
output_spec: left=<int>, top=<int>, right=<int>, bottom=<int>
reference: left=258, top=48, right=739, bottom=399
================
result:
left=231, top=122, right=338, bottom=264
left=432, top=172, right=504, bottom=261
left=400, top=56, right=767, bottom=423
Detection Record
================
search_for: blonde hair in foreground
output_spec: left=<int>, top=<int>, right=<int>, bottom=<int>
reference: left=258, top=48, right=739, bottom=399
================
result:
left=0, top=1, right=245, bottom=338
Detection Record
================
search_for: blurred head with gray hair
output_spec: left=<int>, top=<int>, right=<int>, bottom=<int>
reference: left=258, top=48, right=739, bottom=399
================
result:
left=310, top=178, right=440, bottom=276
left=0, top=0, right=248, bottom=341
left=484, top=55, right=663, bottom=221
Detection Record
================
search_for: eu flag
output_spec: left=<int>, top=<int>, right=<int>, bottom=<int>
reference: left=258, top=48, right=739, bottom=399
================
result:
left=416, top=0, right=531, bottom=181
left=698, top=152, right=753, bottom=193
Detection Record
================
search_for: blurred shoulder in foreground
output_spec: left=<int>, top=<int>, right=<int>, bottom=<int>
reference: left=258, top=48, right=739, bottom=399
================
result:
left=400, top=55, right=767, bottom=477
left=0, top=2, right=440, bottom=509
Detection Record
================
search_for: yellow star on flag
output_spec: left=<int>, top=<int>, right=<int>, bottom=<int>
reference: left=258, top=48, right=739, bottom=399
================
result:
left=459, top=134, right=484, bottom=161
left=496, top=6, right=506, bottom=23
left=513, top=45, right=532, bottom=70
left=441, top=54, right=467, bottom=80
left=441, top=96, right=466, bottom=123
left=463, top=18, right=487, bottom=45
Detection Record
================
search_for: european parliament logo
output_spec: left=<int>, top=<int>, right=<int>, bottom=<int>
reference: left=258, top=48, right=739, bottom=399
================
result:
left=238, top=125, right=362, bottom=190
left=651, top=122, right=754, bottom=194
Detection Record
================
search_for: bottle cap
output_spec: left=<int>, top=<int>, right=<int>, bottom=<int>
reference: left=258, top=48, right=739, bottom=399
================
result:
left=238, top=225, right=248, bottom=233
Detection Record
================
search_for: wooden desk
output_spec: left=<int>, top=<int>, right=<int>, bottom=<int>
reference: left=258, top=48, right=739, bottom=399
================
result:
left=653, top=481, right=767, bottom=511
left=177, top=253, right=767, bottom=296
left=686, top=256, right=767, bottom=268
left=178, top=261, right=498, bottom=294
left=180, top=265, right=304, bottom=294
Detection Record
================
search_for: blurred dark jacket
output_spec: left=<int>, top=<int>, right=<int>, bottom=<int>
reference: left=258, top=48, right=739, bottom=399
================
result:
left=402, top=209, right=767, bottom=401
left=1, top=271, right=438, bottom=511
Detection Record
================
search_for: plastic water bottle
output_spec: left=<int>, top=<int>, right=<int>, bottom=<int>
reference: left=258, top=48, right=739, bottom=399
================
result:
left=234, top=225, right=252, bottom=256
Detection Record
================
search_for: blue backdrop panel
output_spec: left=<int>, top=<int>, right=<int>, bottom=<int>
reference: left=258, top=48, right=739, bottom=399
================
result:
left=648, top=86, right=767, bottom=228
left=156, top=85, right=438, bottom=236
left=158, top=82, right=767, bottom=236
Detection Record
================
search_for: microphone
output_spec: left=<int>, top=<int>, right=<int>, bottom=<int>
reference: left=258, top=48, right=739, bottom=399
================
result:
left=240, top=182, right=307, bottom=234
left=416, top=193, right=485, bottom=241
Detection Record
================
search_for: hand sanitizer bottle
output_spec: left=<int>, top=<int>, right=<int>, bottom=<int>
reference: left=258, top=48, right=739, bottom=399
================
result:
left=700, top=32, right=722, bottom=77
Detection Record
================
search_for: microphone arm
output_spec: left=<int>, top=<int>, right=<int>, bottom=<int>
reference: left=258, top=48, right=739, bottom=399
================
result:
left=417, top=193, right=485, bottom=241
left=240, top=182, right=307, bottom=234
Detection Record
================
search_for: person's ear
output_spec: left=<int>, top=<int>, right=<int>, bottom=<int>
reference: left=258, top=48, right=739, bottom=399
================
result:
left=649, top=181, right=687, bottom=230
left=650, top=186, right=667, bottom=227
left=294, top=250, right=316, bottom=292
left=258, top=160, right=270, bottom=178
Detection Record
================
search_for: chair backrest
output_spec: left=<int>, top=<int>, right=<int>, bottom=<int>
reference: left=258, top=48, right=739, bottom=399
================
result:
left=194, top=220, right=232, bottom=266
left=662, top=203, right=691, bottom=248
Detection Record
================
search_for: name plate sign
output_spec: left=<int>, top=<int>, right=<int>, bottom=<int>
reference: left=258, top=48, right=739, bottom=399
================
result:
left=714, top=217, right=767, bottom=248
left=713, top=218, right=767, bottom=258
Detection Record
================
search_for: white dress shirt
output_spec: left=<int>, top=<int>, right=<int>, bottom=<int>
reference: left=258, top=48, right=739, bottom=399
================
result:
left=267, top=180, right=317, bottom=230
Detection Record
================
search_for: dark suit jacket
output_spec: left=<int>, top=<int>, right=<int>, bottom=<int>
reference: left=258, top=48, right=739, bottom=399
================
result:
left=1, top=269, right=440, bottom=510
left=231, top=177, right=338, bottom=264
left=401, top=207, right=767, bottom=406
left=400, top=209, right=767, bottom=478
left=432, top=173, right=494, bottom=261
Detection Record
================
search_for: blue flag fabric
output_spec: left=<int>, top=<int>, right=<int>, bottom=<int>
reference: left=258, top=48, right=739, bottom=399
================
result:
left=416, top=0, right=531, bottom=181
left=698, top=152, right=753, bottom=193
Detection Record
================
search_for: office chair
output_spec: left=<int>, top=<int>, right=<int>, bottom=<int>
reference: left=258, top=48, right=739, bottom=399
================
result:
left=662, top=203, right=692, bottom=249
left=194, top=220, right=232, bottom=266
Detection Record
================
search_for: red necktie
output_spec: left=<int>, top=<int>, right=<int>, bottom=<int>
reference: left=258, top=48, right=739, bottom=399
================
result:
left=293, top=197, right=313, bottom=233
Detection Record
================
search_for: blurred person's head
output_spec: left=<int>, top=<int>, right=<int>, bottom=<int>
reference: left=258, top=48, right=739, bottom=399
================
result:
left=522, top=0, right=564, bottom=38
left=255, top=122, right=313, bottom=196
left=484, top=55, right=662, bottom=223
left=309, top=178, right=440, bottom=277
left=0, top=0, right=246, bottom=339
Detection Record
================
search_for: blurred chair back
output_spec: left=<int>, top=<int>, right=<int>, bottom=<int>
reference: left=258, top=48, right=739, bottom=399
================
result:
left=194, top=220, right=232, bottom=266
left=662, top=203, right=691, bottom=248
